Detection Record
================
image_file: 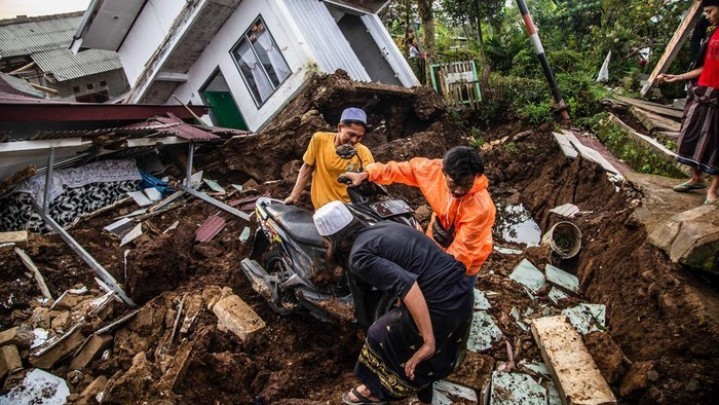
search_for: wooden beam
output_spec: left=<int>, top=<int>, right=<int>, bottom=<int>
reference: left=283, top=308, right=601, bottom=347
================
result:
left=641, top=1, right=703, bottom=96
left=531, top=316, right=616, bottom=405
left=613, top=95, right=683, bottom=119
left=629, top=106, right=681, bottom=133
left=14, top=247, right=52, bottom=299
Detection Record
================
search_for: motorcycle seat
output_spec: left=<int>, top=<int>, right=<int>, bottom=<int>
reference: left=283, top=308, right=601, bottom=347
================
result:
left=264, top=203, right=325, bottom=247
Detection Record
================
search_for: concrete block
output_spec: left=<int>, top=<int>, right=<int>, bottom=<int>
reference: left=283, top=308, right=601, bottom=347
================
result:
left=77, top=375, right=108, bottom=404
left=446, top=351, right=494, bottom=391
left=0, top=230, right=28, bottom=244
left=531, top=316, right=616, bottom=405
left=212, top=294, right=265, bottom=341
left=29, top=329, right=85, bottom=369
left=0, top=345, right=22, bottom=378
left=70, top=334, right=113, bottom=370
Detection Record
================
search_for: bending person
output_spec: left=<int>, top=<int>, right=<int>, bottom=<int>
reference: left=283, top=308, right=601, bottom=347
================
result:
left=313, top=202, right=473, bottom=405
left=285, top=107, right=374, bottom=209
left=342, top=146, right=495, bottom=283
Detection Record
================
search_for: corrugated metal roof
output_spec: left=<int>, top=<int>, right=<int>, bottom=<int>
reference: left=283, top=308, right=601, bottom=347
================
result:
left=0, top=14, right=83, bottom=59
left=361, top=14, right=419, bottom=87
left=31, top=48, right=123, bottom=82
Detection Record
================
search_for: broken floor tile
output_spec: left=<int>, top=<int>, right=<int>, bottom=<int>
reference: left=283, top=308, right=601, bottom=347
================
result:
left=561, top=303, right=607, bottom=334
left=231, top=184, right=244, bottom=192
left=433, top=380, right=478, bottom=405
left=466, top=311, right=503, bottom=353
left=239, top=227, right=251, bottom=243
left=143, top=187, right=163, bottom=202
left=119, top=224, right=143, bottom=247
left=548, top=287, right=570, bottom=305
left=549, top=203, right=580, bottom=219
left=509, top=259, right=547, bottom=293
left=510, top=307, right=529, bottom=332
left=127, top=191, right=152, bottom=207
left=490, top=371, right=547, bottom=405
left=473, top=289, right=491, bottom=311
left=0, top=369, right=70, bottom=405
left=519, top=361, right=551, bottom=379
left=104, top=217, right=135, bottom=237
left=30, top=329, right=48, bottom=349
left=545, top=264, right=580, bottom=294
left=203, top=179, right=226, bottom=194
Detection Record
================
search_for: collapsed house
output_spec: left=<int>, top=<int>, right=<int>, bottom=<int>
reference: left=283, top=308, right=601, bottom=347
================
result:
left=70, top=0, right=417, bottom=131
left=0, top=12, right=129, bottom=102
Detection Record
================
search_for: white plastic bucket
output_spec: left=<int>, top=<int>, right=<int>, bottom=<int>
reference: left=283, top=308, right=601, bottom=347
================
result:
left=541, top=221, right=582, bottom=259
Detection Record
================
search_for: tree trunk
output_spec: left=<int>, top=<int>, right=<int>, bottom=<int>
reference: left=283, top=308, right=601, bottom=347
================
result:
left=474, top=0, right=491, bottom=95
left=416, top=0, right=435, bottom=85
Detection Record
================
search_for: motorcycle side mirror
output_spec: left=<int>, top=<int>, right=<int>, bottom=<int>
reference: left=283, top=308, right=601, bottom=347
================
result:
left=336, top=144, right=358, bottom=160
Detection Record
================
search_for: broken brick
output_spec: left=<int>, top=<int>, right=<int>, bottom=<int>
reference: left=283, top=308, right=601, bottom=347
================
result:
left=77, top=375, right=108, bottom=404
left=50, top=310, right=71, bottom=330
left=0, top=326, right=34, bottom=348
left=70, top=334, right=113, bottom=370
left=212, top=294, right=265, bottom=341
left=0, top=345, right=22, bottom=378
left=29, top=329, right=85, bottom=369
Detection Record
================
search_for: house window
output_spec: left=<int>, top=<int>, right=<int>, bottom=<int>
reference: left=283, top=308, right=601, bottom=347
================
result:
left=87, top=83, right=94, bottom=90
left=231, top=17, right=291, bottom=106
left=100, top=80, right=107, bottom=87
left=73, top=86, right=80, bottom=93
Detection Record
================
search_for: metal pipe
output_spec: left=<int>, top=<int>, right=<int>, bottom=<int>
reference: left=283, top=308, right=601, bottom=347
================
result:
left=43, top=148, right=55, bottom=214
left=178, top=183, right=251, bottom=221
left=185, top=142, right=195, bottom=187
left=515, top=0, right=570, bottom=121
left=31, top=201, right=135, bottom=306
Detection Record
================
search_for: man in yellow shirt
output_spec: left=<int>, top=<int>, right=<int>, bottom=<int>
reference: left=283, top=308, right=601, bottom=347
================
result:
left=284, top=108, right=374, bottom=209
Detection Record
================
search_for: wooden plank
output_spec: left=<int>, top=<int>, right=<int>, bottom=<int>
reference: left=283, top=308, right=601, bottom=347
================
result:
left=641, top=1, right=703, bottom=96
left=531, top=316, right=616, bottom=405
left=629, top=106, right=681, bottom=133
left=553, top=132, right=579, bottom=159
left=613, top=96, right=683, bottom=119
left=14, top=247, right=52, bottom=299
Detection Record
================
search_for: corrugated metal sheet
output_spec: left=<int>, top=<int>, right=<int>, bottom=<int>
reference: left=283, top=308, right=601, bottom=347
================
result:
left=361, top=14, right=419, bottom=87
left=283, top=0, right=371, bottom=82
left=195, top=215, right=226, bottom=242
left=0, top=14, right=83, bottom=59
left=31, top=48, right=123, bottom=82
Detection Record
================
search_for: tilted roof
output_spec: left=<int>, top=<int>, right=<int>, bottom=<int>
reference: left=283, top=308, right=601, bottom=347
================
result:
left=31, top=48, right=123, bottom=81
left=0, top=12, right=83, bottom=59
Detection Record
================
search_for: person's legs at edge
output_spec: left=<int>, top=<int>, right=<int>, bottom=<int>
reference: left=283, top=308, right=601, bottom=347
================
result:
left=707, top=174, right=719, bottom=202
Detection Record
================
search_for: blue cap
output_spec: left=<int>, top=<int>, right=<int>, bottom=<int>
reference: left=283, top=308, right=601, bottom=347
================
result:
left=340, top=107, right=367, bottom=125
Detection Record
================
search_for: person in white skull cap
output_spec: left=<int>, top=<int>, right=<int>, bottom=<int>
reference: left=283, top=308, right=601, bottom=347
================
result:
left=313, top=201, right=473, bottom=405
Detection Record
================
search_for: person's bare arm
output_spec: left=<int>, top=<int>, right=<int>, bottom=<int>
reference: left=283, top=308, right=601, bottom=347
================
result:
left=402, top=282, right=435, bottom=380
left=284, top=163, right=314, bottom=205
left=658, top=67, right=703, bottom=84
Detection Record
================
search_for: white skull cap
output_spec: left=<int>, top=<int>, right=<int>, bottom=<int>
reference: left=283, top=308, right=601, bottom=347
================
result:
left=313, top=201, right=354, bottom=236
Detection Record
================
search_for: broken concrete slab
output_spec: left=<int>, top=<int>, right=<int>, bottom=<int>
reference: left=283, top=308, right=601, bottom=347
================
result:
left=0, top=369, right=70, bottom=405
left=531, top=316, right=616, bottom=405
left=509, top=259, right=547, bottom=294
left=562, top=303, right=607, bottom=335
left=29, top=328, right=85, bottom=369
left=648, top=204, right=719, bottom=274
left=143, top=187, right=163, bottom=202
left=466, top=311, right=503, bottom=353
left=158, top=339, right=194, bottom=393
left=212, top=294, right=265, bottom=341
left=490, top=371, right=547, bottom=405
left=552, top=132, right=579, bottom=159
left=77, top=375, right=108, bottom=404
left=203, top=179, right=226, bottom=194
left=433, top=380, right=478, bottom=405
left=127, top=191, right=153, bottom=207
left=69, top=334, right=113, bottom=370
left=0, top=345, right=22, bottom=378
left=544, top=264, right=580, bottom=294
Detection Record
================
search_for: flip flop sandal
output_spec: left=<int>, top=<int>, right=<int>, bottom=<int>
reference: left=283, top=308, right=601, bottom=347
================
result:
left=342, top=387, right=387, bottom=405
left=673, top=181, right=707, bottom=192
left=703, top=198, right=718, bottom=205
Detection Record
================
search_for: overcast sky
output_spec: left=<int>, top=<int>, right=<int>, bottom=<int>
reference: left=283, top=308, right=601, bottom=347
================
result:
left=0, top=0, right=91, bottom=19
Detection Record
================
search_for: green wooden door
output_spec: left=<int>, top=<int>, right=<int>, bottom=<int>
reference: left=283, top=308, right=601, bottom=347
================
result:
left=203, top=91, right=248, bottom=130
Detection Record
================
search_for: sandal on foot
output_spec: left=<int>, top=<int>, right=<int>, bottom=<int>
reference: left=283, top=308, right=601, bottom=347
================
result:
left=342, top=387, right=387, bottom=405
left=703, top=198, right=718, bottom=205
left=673, top=181, right=707, bottom=192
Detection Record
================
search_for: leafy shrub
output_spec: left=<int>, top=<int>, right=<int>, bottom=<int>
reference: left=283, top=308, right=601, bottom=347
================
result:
left=519, top=102, right=553, bottom=125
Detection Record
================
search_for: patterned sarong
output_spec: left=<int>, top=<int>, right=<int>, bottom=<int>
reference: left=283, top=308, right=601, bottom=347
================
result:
left=677, top=85, right=719, bottom=174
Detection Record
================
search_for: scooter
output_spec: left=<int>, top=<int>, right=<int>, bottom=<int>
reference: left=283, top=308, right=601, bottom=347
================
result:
left=240, top=146, right=421, bottom=327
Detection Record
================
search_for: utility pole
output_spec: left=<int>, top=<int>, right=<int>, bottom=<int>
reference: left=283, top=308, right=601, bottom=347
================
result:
left=515, top=0, right=570, bottom=122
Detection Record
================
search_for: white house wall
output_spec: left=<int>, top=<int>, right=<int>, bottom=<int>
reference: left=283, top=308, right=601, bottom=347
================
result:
left=361, top=14, right=419, bottom=87
left=169, top=0, right=313, bottom=131
left=280, top=0, right=371, bottom=82
left=117, top=0, right=187, bottom=86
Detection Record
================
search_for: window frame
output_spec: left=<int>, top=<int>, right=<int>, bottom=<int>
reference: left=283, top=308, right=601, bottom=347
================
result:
left=229, top=15, right=292, bottom=108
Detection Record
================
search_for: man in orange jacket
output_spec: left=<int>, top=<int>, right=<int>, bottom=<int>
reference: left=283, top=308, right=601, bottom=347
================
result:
left=342, top=146, right=496, bottom=282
